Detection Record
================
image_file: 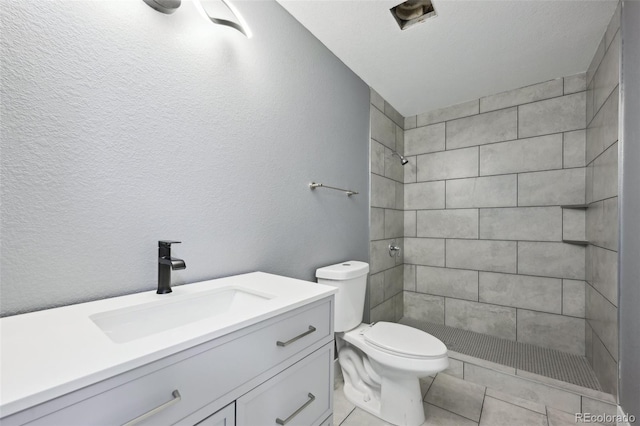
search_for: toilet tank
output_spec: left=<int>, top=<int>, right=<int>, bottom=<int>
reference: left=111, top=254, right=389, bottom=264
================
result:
left=316, top=261, right=369, bottom=332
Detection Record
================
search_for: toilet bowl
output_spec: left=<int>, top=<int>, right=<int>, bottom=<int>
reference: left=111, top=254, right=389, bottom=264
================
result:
left=316, top=261, right=449, bottom=426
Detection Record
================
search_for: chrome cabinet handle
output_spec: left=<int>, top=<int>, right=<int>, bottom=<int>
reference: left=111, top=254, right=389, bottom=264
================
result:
left=122, top=390, right=181, bottom=426
left=276, top=326, right=316, bottom=347
left=275, top=393, right=315, bottom=425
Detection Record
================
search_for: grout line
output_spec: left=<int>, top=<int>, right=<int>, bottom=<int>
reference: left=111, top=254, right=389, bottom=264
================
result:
left=562, top=132, right=565, bottom=169
left=478, top=387, right=488, bottom=425
left=403, top=262, right=583, bottom=282
left=414, top=90, right=585, bottom=130
left=409, top=165, right=585, bottom=185
left=516, top=105, right=519, bottom=140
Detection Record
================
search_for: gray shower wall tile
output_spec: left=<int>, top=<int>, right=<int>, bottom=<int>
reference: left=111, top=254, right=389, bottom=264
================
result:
left=563, top=73, right=587, bottom=95
left=404, top=238, right=445, bottom=267
left=479, top=79, right=563, bottom=113
left=417, top=266, right=479, bottom=301
left=371, top=173, right=396, bottom=208
left=445, top=298, right=516, bottom=340
left=586, top=87, right=618, bottom=165
left=404, top=264, right=416, bottom=291
left=517, top=242, right=585, bottom=280
left=446, top=239, right=517, bottom=273
left=586, top=162, right=594, bottom=205
left=479, top=207, right=561, bottom=242
left=370, top=239, right=398, bottom=274
left=446, top=107, right=518, bottom=149
left=404, top=123, right=445, bottom=156
left=479, top=134, right=563, bottom=176
left=370, top=297, right=395, bottom=323
left=384, top=146, right=404, bottom=182
left=385, top=102, right=404, bottom=128
left=586, top=283, right=618, bottom=360
left=384, top=209, right=403, bottom=239
left=417, top=147, right=479, bottom=181
left=591, top=332, right=618, bottom=397
left=417, top=99, right=479, bottom=127
left=371, top=139, right=385, bottom=175
left=403, top=155, right=417, bottom=183
left=517, top=168, right=585, bottom=207
left=395, top=124, right=405, bottom=155
left=384, top=264, right=404, bottom=299
left=591, top=142, right=618, bottom=203
left=563, top=130, right=586, bottom=168
left=404, top=292, right=445, bottom=324
left=404, top=210, right=416, bottom=237
left=586, top=197, right=618, bottom=251
left=395, top=181, right=404, bottom=210
left=370, top=88, right=385, bottom=112
left=516, top=310, right=585, bottom=355
left=405, top=181, right=445, bottom=210
left=371, top=106, right=396, bottom=149
left=417, top=209, right=479, bottom=239
left=479, top=272, right=562, bottom=314
left=404, top=115, right=417, bottom=130
left=446, top=175, right=517, bottom=208
left=563, top=280, right=586, bottom=318
left=371, top=208, right=384, bottom=240
left=585, top=244, right=618, bottom=307
left=586, top=322, right=594, bottom=365
left=604, top=1, right=620, bottom=50
left=518, top=92, right=586, bottom=138
left=593, top=31, right=620, bottom=116
left=562, top=208, right=586, bottom=242
left=369, top=272, right=384, bottom=307
left=587, top=36, right=606, bottom=87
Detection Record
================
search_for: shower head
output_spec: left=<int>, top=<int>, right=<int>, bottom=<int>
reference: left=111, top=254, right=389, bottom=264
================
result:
left=392, top=151, right=409, bottom=166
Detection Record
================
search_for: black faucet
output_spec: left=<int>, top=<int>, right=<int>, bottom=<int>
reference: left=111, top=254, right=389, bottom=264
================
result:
left=158, top=241, right=186, bottom=294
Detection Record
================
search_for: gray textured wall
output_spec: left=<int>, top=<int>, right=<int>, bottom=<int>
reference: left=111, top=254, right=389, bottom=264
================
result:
left=619, top=0, right=640, bottom=416
left=0, top=0, right=370, bottom=316
left=584, top=3, right=620, bottom=397
left=401, top=75, right=588, bottom=355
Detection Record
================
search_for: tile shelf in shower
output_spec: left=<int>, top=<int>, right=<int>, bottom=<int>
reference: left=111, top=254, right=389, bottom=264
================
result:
left=562, top=239, right=589, bottom=246
left=560, top=204, right=589, bottom=209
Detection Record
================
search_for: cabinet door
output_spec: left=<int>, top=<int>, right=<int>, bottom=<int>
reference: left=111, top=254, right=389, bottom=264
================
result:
left=195, top=402, right=235, bottom=426
left=236, top=343, right=333, bottom=426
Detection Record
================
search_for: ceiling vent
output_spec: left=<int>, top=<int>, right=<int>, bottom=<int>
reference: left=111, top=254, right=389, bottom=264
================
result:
left=390, top=0, right=436, bottom=30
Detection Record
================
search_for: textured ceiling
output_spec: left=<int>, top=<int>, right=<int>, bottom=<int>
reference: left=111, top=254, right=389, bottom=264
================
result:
left=277, top=0, right=618, bottom=116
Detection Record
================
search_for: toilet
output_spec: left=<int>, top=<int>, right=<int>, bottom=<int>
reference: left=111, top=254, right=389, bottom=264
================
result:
left=316, top=261, right=448, bottom=426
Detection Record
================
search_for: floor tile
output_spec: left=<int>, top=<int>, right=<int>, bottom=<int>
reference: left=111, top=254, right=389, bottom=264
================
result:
left=425, top=373, right=486, bottom=422
left=333, top=383, right=356, bottom=426
left=479, top=396, right=547, bottom=426
left=422, top=403, right=478, bottom=426
left=547, top=407, right=606, bottom=426
left=485, top=388, right=546, bottom=414
left=340, top=407, right=389, bottom=426
left=420, top=376, right=434, bottom=399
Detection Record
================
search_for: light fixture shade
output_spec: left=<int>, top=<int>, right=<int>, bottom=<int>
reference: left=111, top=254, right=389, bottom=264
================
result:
left=193, top=0, right=252, bottom=38
left=143, top=0, right=181, bottom=14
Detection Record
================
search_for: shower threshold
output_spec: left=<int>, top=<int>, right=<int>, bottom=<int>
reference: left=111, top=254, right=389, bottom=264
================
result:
left=398, top=318, right=618, bottom=417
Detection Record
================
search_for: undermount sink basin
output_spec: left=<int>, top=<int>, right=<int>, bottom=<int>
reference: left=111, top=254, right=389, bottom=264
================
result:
left=90, top=286, right=274, bottom=343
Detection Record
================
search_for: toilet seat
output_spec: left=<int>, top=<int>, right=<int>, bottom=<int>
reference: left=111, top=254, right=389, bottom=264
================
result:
left=361, top=322, right=447, bottom=359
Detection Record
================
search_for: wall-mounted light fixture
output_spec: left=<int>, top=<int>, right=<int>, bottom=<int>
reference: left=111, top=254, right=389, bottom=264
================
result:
left=142, top=0, right=252, bottom=38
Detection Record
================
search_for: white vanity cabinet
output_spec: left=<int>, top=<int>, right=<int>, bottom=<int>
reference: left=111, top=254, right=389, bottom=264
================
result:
left=2, top=297, right=334, bottom=426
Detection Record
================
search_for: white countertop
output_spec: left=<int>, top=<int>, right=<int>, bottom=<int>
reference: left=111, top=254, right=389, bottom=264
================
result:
left=0, top=272, right=336, bottom=418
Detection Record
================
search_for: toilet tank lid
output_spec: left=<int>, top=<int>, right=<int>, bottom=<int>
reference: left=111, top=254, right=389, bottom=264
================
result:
left=316, top=261, right=369, bottom=280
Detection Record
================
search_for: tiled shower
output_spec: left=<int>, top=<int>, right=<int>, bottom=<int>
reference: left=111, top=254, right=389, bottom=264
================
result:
left=369, top=4, right=620, bottom=400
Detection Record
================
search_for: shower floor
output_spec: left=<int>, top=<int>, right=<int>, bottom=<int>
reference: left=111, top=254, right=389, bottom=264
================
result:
left=399, top=317, right=602, bottom=391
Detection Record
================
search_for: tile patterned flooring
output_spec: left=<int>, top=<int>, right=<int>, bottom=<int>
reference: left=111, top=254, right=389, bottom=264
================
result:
left=334, top=374, right=606, bottom=426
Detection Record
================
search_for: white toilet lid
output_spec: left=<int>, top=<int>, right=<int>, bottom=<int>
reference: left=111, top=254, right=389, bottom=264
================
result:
left=362, top=322, right=447, bottom=359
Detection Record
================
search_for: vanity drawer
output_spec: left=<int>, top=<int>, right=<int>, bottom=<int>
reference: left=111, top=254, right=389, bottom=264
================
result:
left=236, top=343, right=333, bottom=426
left=22, top=299, right=332, bottom=426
